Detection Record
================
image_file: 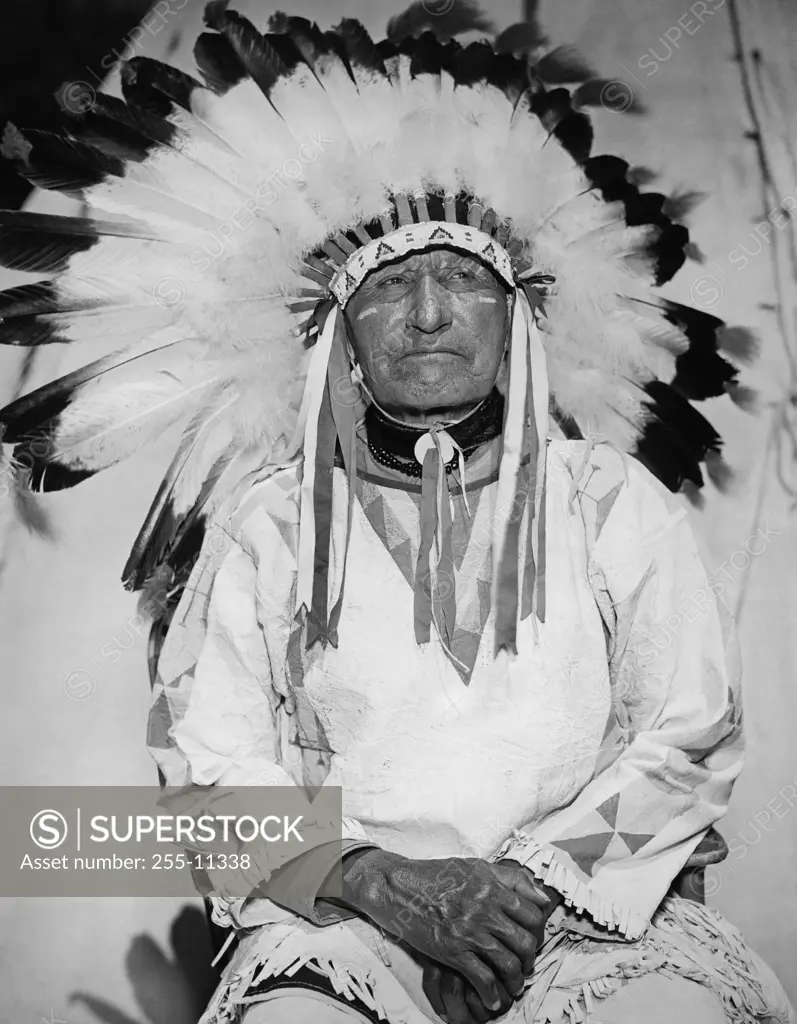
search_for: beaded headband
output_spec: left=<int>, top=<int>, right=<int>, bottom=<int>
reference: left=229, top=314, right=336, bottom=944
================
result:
left=329, top=222, right=515, bottom=308
left=297, top=187, right=549, bottom=325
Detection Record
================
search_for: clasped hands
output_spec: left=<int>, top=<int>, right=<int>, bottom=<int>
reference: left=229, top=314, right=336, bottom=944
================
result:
left=339, top=850, right=561, bottom=1024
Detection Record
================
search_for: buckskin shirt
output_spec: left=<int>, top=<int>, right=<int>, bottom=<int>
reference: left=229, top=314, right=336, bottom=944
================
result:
left=148, top=436, right=792, bottom=1024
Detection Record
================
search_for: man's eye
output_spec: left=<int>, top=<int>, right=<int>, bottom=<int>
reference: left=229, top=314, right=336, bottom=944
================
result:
left=450, top=269, right=473, bottom=281
left=379, top=275, right=406, bottom=287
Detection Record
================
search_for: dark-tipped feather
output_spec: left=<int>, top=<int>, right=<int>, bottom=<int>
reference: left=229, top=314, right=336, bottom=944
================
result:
left=665, top=302, right=744, bottom=400
left=0, top=337, right=186, bottom=443
left=531, top=87, right=593, bottom=164
left=121, top=57, right=204, bottom=115
left=662, top=190, right=706, bottom=221
left=627, top=296, right=744, bottom=401
left=387, top=0, right=494, bottom=43
left=571, top=79, right=646, bottom=114
left=194, top=32, right=250, bottom=94
left=494, top=20, right=549, bottom=54
left=716, top=325, right=759, bottom=365
left=582, top=161, right=689, bottom=285
left=122, top=391, right=234, bottom=590
left=333, top=18, right=387, bottom=77
left=268, top=15, right=327, bottom=64
left=633, top=380, right=724, bottom=492
left=64, top=94, right=178, bottom=163
left=126, top=446, right=234, bottom=591
left=0, top=214, right=97, bottom=274
left=684, top=240, right=707, bottom=263
left=534, top=46, right=597, bottom=84
left=453, top=41, right=496, bottom=86
left=267, top=16, right=358, bottom=88
left=0, top=211, right=158, bottom=276
left=582, top=154, right=634, bottom=199
left=0, top=281, right=143, bottom=346
left=2, top=125, right=125, bottom=196
left=553, top=109, right=593, bottom=164
left=12, top=441, right=97, bottom=491
left=202, top=3, right=293, bottom=99
left=409, top=30, right=445, bottom=78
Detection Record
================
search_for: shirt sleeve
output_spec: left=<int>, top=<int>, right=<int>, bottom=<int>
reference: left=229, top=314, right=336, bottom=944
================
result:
left=494, top=445, right=744, bottom=940
left=148, top=519, right=374, bottom=929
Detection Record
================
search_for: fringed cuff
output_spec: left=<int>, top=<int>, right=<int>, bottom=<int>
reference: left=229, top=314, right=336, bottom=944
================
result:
left=208, top=817, right=376, bottom=931
left=493, top=829, right=649, bottom=941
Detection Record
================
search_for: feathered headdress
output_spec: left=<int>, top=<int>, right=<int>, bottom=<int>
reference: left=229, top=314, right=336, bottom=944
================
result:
left=0, top=2, right=756, bottom=653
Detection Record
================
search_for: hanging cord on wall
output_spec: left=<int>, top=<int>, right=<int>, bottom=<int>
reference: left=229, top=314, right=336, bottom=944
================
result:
left=728, top=0, right=797, bottom=624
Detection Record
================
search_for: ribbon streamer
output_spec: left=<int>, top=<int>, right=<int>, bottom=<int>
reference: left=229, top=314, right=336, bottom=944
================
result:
left=414, top=448, right=438, bottom=644
left=432, top=430, right=457, bottom=649
left=493, top=291, right=530, bottom=656
left=297, top=306, right=340, bottom=623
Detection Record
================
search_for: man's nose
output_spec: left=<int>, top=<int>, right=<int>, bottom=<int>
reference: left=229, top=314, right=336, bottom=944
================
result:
left=406, top=275, right=452, bottom=335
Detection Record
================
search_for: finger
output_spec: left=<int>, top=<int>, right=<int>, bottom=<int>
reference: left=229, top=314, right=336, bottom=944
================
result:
left=452, top=952, right=502, bottom=1012
left=441, top=970, right=473, bottom=1024
left=472, top=936, right=525, bottom=997
left=496, top=888, right=547, bottom=936
left=464, top=974, right=513, bottom=1019
left=423, top=964, right=448, bottom=1021
left=463, top=985, right=493, bottom=1023
left=486, top=916, right=539, bottom=974
left=494, top=977, right=513, bottom=1010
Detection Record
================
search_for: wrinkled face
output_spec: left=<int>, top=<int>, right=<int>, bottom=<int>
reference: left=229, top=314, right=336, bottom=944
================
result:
left=345, top=248, right=510, bottom=424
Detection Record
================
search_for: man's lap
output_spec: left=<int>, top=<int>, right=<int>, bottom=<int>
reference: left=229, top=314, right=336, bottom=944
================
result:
left=241, top=989, right=371, bottom=1022
left=206, top=902, right=793, bottom=1024
left=572, top=973, right=727, bottom=1024
left=238, top=974, right=728, bottom=1024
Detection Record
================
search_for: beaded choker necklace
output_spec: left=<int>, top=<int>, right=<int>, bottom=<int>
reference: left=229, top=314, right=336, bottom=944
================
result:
left=365, top=389, right=505, bottom=478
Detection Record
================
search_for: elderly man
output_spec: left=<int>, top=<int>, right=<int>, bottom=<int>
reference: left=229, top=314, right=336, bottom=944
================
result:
left=0, top=6, right=793, bottom=1024
left=154, top=237, right=786, bottom=1024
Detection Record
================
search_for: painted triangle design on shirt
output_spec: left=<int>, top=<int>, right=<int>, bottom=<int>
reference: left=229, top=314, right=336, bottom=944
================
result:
left=594, top=481, right=624, bottom=540
left=266, top=512, right=299, bottom=558
left=363, top=491, right=389, bottom=542
left=596, top=792, right=621, bottom=829
left=552, top=832, right=616, bottom=877
left=617, top=831, right=657, bottom=855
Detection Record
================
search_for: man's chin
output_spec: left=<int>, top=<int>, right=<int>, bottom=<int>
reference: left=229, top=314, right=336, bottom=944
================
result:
left=378, top=387, right=490, bottom=424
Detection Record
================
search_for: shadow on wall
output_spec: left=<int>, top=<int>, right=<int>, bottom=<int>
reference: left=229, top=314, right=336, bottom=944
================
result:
left=71, top=905, right=219, bottom=1024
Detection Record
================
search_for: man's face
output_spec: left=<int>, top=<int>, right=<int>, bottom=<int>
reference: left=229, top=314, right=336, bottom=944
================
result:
left=345, top=248, right=510, bottom=423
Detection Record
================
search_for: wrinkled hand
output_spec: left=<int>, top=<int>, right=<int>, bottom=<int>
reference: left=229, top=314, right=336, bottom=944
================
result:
left=341, top=852, right=554, bottom=1014
left=423, top=960, right=510, bottom=1024
left=421, top=862, right=562, bottom=1023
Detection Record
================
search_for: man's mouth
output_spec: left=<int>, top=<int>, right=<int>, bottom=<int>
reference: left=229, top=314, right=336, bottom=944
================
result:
left=401, top=348, right=463, bottom=359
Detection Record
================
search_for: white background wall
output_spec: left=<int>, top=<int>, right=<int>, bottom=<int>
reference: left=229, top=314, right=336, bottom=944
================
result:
left=0, top=0, right=794, bottom=1020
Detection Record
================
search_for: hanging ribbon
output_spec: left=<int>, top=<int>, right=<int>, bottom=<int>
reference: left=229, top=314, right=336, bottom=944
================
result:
left=492, top=291, right=530, bottom=656
left=297, top=305, right=340, bottom=637
left=414, top=447, right=438, bottom=644
left=516, top=293, right=551, bottom=631
left=326, top=319, right=359, bottom=648
left=432, top=430, right=457, bottom=650
left=285, top=300, right=335, bottom=461
left=526, top=303, right=550, bottom=627
left=412, top=428, right=459, bottom=649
